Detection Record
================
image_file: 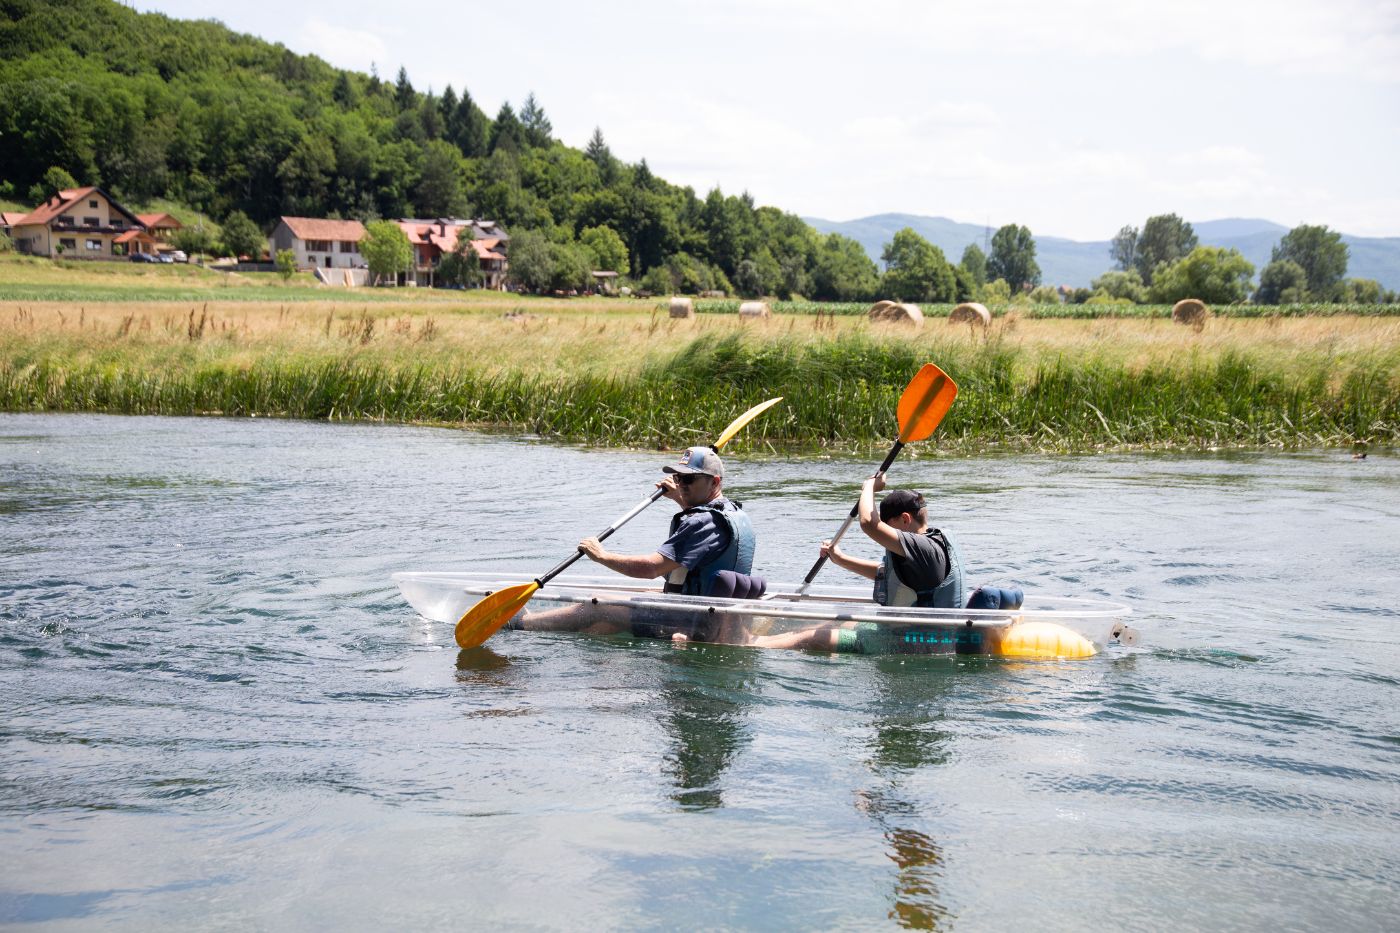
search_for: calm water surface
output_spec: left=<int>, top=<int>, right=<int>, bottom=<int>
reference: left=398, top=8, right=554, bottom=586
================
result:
left=2, top=413, right=1397, bottom=931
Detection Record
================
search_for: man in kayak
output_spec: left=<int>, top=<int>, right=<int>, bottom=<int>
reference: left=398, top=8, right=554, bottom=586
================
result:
left=750, top=472, right=966, bottom=651
left=513, top=446, right=759, bottom=637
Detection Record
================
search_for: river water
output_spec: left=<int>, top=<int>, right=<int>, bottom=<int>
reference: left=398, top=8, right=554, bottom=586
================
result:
left=2, top=413, right=1397, bottom=931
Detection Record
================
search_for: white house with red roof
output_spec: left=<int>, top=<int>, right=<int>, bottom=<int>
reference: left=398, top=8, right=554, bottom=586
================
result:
left=7, top=187, right=146, bottom=259
left=269, top=217, right=367, bottom=270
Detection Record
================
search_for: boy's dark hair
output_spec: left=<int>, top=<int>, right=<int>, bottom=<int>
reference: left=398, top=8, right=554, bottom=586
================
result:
left=879, top=489, right=926, bottom=522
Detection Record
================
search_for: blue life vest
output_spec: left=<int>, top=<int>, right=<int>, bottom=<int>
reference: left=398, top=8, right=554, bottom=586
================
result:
left=663, top=498, right=756, bottom=597
left=873, top=528, right=965, bottom=609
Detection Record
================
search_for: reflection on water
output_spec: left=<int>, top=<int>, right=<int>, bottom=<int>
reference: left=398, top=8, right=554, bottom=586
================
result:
left=657, top=644, right=760, bottom=810
left=858, top=658, right=958, bottom=928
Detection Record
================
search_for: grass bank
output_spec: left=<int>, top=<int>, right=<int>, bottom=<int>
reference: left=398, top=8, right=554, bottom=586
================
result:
left=3, top=301, right=1396, bottom=453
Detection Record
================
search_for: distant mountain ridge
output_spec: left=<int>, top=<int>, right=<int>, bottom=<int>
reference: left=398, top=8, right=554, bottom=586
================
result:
left=804, top=214, right=1400, bottom=292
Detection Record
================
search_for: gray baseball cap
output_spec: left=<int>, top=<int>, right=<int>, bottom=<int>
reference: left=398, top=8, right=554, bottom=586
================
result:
left=663, top=446, right=724, bottom=477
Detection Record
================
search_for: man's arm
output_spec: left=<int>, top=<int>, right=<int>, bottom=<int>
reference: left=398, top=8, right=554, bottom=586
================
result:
left=578, top=537, right=681, bottom=580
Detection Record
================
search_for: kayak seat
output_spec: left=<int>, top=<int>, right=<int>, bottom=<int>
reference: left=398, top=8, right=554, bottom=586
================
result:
left=710, top=570, right=767, bottom=600
left=966, top=585, right=1024, bottom=610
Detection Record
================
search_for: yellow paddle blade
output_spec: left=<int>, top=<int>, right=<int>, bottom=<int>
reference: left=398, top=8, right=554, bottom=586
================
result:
left=896, top=363, right=958, bottom=443
left=713, top=396, right=783, bottom=450
left=454, top=581, right=538, bottom=649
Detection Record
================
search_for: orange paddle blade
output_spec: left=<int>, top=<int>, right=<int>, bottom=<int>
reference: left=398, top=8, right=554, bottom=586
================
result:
left=896, top=363, right=958, bottom=443
left=455, top=582, right=538, bottom=649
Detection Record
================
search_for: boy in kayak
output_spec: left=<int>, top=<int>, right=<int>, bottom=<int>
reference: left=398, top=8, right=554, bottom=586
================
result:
left=512, top=447, right=759, bottom=637
left=750, top=472, right=966, bottom=652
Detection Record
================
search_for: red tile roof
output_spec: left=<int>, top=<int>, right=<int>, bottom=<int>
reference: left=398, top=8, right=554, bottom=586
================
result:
left=14, top=186, right=100, bottom=226
left=470, top=238, right=505, bottom=261
left=137, top=213, right=183, bottom=229
left=0, top=211, right=30, bottom=227
left=114, top=229, right=159, bottom=244
left=279, top=217, right=366, bottom=241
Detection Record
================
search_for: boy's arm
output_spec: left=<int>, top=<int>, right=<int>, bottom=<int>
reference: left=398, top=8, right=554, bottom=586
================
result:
left=822, top=539, right=880, bottom=580
left=856, top=474, right=908, bottom=557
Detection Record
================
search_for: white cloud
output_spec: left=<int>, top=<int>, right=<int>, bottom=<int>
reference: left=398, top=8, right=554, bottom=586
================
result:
left=299, top=19, right=389, bottom=74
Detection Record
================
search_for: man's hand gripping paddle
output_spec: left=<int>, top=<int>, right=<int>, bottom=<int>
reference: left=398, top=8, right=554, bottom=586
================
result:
left=454, top=397, right=784, bottom=648
left=797, top=363, right=957, bottom=593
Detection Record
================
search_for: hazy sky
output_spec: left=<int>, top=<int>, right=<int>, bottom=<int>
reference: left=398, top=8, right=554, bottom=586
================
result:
left=134, top=0, right=1400, bottom=240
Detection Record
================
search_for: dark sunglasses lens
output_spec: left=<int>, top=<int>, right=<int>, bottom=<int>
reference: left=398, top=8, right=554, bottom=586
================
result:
left=677, top=474, right=701, bottom=485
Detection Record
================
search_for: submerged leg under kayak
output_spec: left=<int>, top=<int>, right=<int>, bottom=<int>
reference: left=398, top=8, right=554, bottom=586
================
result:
left=394, top=572, right=1138, bottom=659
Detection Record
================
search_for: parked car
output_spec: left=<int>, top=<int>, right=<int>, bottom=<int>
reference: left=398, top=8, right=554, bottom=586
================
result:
left=129, top=252, right=158, bottom=263
left=169, top=250, right=188, bottom=263
left=156, top=253, right=175, bottom=263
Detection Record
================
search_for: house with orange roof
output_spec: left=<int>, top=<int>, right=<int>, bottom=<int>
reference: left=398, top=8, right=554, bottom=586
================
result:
left=1, top=211, right=30, bottom=240
left=395, top=218, right=509, bottom=288
left=8, top=187, right=145, bottom=260
left=269, top=217, right=367, bottom=271
left=136, top=213, right=184, bottom=247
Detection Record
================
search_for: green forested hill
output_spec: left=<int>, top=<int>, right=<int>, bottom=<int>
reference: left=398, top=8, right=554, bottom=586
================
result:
left=0, top=0, right=880, bottom=297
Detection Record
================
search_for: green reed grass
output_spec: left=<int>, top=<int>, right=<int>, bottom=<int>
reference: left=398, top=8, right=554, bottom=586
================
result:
left=3, top=326, right=1395, bottom=452
left=694, top=299, right=1400, bottom=319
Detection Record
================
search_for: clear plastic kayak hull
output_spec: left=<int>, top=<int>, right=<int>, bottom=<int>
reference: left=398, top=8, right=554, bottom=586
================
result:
left=393, top=572, right=1138, bottom=658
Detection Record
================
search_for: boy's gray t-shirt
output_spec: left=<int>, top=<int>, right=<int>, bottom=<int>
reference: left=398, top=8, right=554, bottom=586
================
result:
left=890, top=529, right=949, bottom=588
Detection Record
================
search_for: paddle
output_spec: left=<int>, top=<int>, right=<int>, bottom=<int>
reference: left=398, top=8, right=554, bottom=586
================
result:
left=797, top=363, right=957, bottom=592
left=454, top=396, right=784, bottom=649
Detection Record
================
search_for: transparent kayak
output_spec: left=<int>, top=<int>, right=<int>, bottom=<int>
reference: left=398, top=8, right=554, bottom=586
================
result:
left=394, top=572, right=1138, bottom=659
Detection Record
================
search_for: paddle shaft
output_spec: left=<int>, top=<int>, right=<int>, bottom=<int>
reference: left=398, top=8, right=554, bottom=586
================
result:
left=535, top=487, right=667, bottom=587
left=800, top=439, right=905, bottom=587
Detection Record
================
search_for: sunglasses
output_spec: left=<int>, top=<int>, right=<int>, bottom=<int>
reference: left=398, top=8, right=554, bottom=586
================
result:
left=674, top=473, right=710, bottom=486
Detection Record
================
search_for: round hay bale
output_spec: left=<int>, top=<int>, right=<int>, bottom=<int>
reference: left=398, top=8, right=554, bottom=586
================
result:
left=668, top=296, right=695, bottom=319
left=738, top=301, right=771, bottom=319
left=1171, top=298, right=1211, bottom=326
left=869, top=301, right=923, bottom=326
left=949, top=302, right=992, bottom=328
left=867, top=300, right=898, bottom=320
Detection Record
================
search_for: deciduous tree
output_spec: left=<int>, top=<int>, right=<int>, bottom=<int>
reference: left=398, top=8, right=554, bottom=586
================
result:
left=220, top=211, right=263, bottom=260
left=579, top=224, right=628, bottom=274
left=1253, top=259, right=1308, bottom=304
left=1146, top=246, right=1254, bottom=304
left=1110, top=225, right=1138, bottom=272
left=1271, top=225, right=1348, bottom=301
left=959, top=243, right=987, bottom=287
left=881, top=228, right=956, bottom=302
left=361, top=219, right=412, bottom=284
left=1135, top=214, right=1197, bottom=284
left=986, top=224, right=1040, bottom=291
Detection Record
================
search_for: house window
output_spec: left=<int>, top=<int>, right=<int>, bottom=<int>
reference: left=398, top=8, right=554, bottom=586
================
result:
left=86, top=239, right=102, bottom=251
left=60, top=238, right=77, bottom=250
left=306, top=239, right=331, bottom=253
left=84, top=217, right=99, bottom=227
left=112, top=219, right=123, bottom=229
left=339, top=241, right=356, bottom=253
left=89, top=200, right=98, bottom=208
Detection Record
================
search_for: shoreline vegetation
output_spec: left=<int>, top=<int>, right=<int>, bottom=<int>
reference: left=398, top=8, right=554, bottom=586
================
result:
left=3, top=273, right=1396, bottom=455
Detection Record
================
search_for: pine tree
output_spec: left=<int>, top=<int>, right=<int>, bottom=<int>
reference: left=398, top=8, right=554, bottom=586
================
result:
left=453, top=90, right=488, bottom=158
left=490, top=102, right=522, bottom=153
left=519, top=92, right=552, bottom=148
left=394, top=66, right=415, bottom=111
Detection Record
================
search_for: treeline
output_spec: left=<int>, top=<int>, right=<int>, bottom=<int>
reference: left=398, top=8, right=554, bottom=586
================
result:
left=873, top=215, right=1397, bottom=309
left=0, top=0, right=886, bottom=299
